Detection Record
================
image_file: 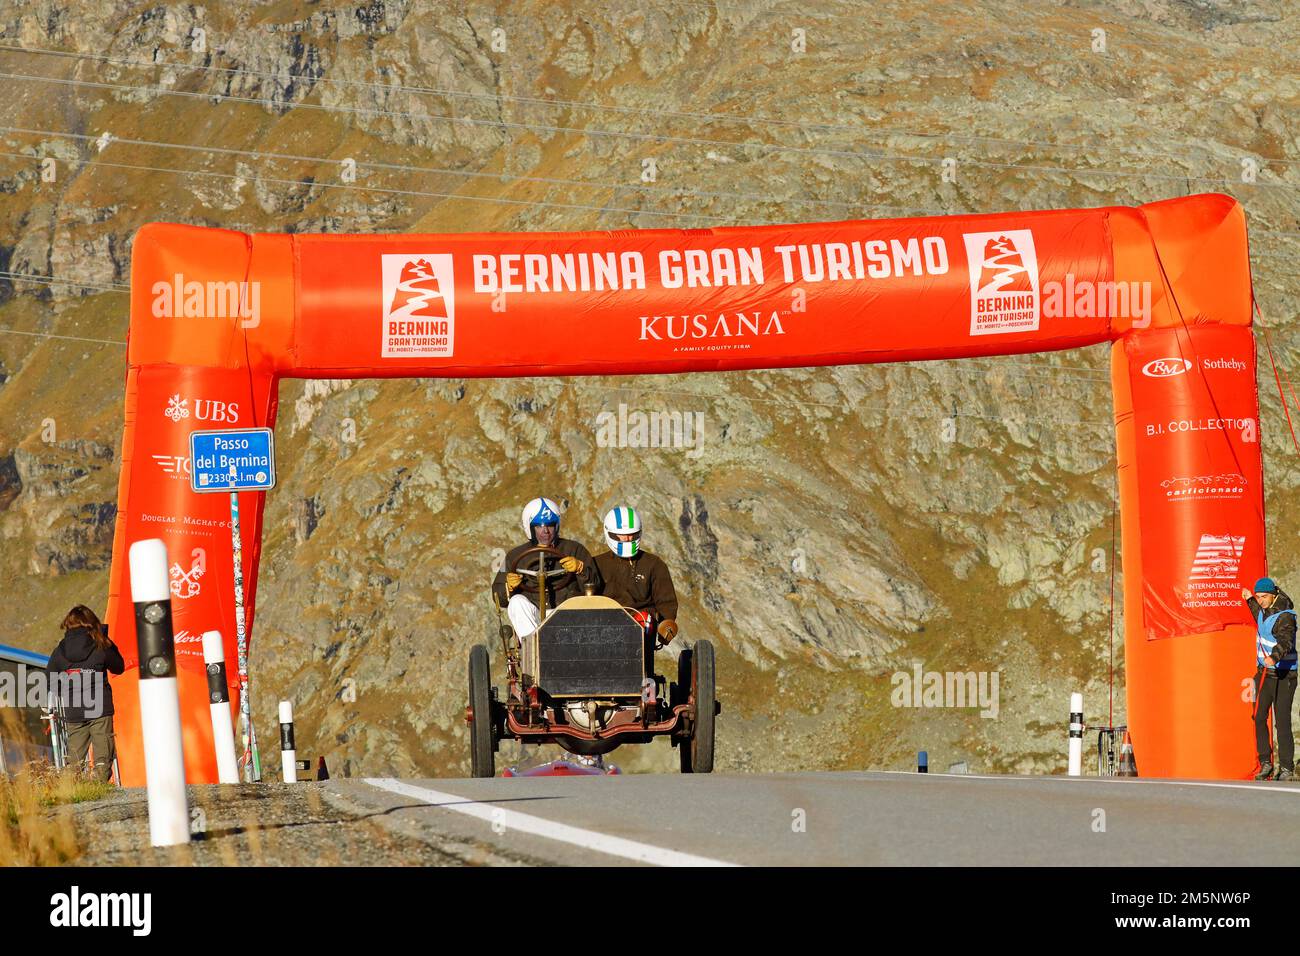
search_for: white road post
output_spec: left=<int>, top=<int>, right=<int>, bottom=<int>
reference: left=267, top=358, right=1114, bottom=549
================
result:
left=202, top=630, right=240, bottom=784
left=129, top=538, right=191, bottom=847
left=279, top=700, right=296, bottom=783
left=1068, top=692, right=1084, bottom=777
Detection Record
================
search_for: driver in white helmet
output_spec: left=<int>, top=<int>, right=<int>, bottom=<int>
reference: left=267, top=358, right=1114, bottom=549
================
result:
left=492, top=497, right=601, bottom=639
left=594, top=505, right=679, bottom=647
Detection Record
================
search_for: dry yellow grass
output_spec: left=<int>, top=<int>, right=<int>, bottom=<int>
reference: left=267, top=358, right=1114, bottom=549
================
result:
left=0, top=764, right=115, bottom=866
left=0, top=709, right=116, bottom=865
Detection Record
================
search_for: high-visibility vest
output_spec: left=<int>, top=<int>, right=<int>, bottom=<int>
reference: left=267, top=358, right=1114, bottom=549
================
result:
left=1257, top=608, right=1298, bottom=673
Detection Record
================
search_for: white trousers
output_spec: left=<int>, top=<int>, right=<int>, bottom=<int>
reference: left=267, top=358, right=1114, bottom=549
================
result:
left=508, top=593, right=553, bottom=638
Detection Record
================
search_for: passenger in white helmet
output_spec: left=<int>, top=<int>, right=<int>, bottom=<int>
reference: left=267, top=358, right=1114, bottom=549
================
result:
left=492, top=496, right=601, bottom=640
left=594, top=505, right=680, bottom=647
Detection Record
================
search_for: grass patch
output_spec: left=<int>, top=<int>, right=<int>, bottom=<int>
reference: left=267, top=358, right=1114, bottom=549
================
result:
left=0, top=765, right=114, bottom=865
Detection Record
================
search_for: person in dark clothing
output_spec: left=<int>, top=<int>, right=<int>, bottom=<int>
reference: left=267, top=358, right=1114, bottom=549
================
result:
left=1243, top=578, right=1297, bottom=781
left=492, top=497, right=601, bottom=638
left=594, top=506, right=680, bottom=648
left=47, top=605, right=124, bottom=783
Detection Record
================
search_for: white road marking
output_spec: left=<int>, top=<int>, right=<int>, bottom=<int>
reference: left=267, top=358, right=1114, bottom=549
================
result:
left=362, top=778, right=740, bottom=867
left=878, top=770, right=1300, bottom=795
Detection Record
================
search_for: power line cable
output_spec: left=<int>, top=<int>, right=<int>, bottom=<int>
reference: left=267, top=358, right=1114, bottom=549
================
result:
left=2, top=68, right=1295, bottom=191
left=10, top=125, right=1296, bottom=227
left=0, top=148, right=742, bottom=224
left=4, top=41, right=1296, bottom=169
left=0, top=126, right=956, bottom=218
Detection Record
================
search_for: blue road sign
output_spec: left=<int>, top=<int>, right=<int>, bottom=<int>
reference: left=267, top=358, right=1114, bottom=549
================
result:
left=189, top=428, right=276, bottom=493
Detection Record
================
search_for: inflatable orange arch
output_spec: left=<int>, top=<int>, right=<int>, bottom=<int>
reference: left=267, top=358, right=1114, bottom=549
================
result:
left=105, top=193, right=1262, bottom=783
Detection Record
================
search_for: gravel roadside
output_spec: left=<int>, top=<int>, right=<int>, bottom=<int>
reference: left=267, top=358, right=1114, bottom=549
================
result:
left=63, top=782, right=530, bottom=866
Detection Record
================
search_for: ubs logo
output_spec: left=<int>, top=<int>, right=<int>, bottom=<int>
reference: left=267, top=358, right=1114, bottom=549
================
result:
left=164, top=394, right=241, bottom=424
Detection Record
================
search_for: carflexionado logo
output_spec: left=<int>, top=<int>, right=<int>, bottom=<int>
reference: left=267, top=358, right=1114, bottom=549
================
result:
left=1142, top=357, right=1192, bottom=378
left=963, top=230, right=1040, bottom=337
left=381, top=254, right=455, bottom=358
left=1161, top=473, right=1248, bottom=500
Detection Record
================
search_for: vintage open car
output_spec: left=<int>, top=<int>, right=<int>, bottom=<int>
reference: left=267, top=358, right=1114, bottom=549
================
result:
left=466, top=544, right=718, bottom=777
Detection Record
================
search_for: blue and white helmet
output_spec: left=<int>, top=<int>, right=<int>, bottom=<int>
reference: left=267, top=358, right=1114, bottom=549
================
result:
left=603, top=506, right=642, bottom=558
left=521, top=497, right=562, bottom=539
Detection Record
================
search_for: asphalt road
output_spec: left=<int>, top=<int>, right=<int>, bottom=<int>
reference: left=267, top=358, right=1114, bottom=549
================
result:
left=323, top=771, right=1300, bottom=866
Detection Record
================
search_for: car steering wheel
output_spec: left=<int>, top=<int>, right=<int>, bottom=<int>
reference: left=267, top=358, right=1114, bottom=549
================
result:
left=508, top=545, right=576, bottom=594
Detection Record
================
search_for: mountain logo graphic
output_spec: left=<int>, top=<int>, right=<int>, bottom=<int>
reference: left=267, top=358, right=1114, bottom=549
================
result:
left=389, top=258, right=449, bottom=319
left=975, top=236, right=1035, bottom=295
left=963, top=228, right=1040, bottom=337
left=380, top=253, right=455, bottom=358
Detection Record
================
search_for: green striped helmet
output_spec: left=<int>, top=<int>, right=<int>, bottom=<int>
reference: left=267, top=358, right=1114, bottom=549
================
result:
left=603, top=506, right=642, bottom=558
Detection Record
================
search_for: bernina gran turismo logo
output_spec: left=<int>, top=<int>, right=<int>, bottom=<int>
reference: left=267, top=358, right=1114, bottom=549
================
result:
left=963, top=230, right=1040, bottom=336
left=381, top=254, right=455, bottom=358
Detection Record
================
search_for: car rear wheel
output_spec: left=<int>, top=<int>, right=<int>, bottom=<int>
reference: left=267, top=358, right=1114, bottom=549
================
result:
left=679, top=640, right=715, bottom=774
left=468, top=644, right=495, bottom=778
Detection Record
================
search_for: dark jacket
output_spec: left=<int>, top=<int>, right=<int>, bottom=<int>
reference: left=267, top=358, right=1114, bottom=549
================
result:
left=594, top=549, right=678, bottom=621
left=47, top=627, right=125, bottom=722
left=1248, top=589, right=1297, bottom=673
left=492, top=537, right=601, bottom=610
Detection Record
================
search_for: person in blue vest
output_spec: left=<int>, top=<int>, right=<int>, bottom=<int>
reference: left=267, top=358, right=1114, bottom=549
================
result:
left=1242, top=578, right=1297, bottom=781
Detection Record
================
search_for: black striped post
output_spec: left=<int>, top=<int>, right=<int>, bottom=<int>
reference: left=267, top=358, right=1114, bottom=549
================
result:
left=129, top=539, right=190, bottom=846
left=201, top=630, right=239, bottom=783
left=279, top=700, right=296, bottom=783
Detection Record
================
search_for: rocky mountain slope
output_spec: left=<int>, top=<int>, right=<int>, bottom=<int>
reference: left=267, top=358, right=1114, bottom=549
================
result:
left=1, top=0, right=1297, bottom=777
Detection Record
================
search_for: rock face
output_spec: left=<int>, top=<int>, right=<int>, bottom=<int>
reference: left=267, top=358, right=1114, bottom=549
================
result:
left=1, top=1, right=1297, bottom=778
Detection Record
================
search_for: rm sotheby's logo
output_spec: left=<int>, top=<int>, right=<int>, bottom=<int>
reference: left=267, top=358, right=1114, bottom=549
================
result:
left=963, top=230, right=1040, bottom=336
left=1142, top=357, right=1193, bottom=378
left=1203, top=357, right=1247, bottom=372
left=381, top=254, right=455, bottom=358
